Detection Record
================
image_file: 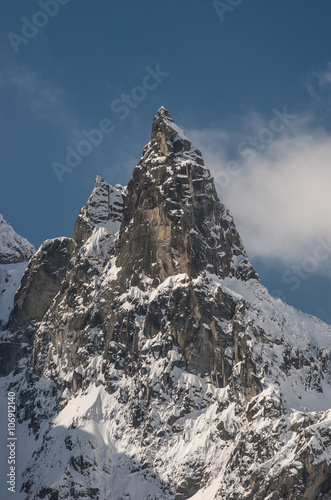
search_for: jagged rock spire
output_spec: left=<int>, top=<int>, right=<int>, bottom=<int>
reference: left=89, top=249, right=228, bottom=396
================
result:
left=151, top=106, right=193, bottom=155
left=72, top=176, right=125, bottom=249
left=117, top=107, right=258, bottom=283
left=139, top=107, right=204, bottom=167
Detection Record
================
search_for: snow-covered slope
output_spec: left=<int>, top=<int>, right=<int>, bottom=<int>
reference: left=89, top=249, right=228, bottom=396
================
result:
left=0, top=109, right=331, bottom=500
left=0, top=215, right=35, bottom=329
left=0, top=214, right=35, bottom=264
left=0, top=262, right=29, bottom=326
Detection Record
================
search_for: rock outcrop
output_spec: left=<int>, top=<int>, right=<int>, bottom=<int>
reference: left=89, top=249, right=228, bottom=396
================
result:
left=9, top=237, right=71, bottom=330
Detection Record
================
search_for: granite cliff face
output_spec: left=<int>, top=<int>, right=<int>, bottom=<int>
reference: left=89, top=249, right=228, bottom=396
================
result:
left=1, top=109, right=331, bottom=500
left=117, top=107, right=257, bottom=283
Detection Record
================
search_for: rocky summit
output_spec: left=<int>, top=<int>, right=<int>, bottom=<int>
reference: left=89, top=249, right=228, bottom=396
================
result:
left=1, top=108, right=331, bottom=500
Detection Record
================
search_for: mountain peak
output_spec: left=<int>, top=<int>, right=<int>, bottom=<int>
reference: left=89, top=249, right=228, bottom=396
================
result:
left=95, top=175, right=106, bottom=187
left=0, top=214, right=35, bottom=264
left=148, top=106, right=200, bottom=161
left=119, top=108, right=258, bottom=283
left=157, top=105, right=172, bottom=118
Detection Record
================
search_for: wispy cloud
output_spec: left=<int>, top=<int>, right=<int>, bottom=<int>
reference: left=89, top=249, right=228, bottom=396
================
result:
left=305, top=62, right=331, bottom=109
left=0, top=63, right=78, bottom=134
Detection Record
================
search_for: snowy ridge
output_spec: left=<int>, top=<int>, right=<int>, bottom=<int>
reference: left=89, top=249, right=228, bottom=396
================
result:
left=0, top=214, right=35, bottom=264
left=0, top=262, right=28, bottom=327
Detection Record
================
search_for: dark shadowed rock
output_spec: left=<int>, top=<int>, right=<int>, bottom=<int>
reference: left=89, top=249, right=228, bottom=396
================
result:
left=8, top=237, right=71, bottom=329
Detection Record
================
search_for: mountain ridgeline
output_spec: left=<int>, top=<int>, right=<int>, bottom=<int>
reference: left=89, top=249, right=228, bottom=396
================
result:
left=1, top=108, right=331, bottom=500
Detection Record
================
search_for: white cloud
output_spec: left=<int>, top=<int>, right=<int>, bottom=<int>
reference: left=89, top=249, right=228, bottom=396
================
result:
left=187, top=118, right=331, bottom=266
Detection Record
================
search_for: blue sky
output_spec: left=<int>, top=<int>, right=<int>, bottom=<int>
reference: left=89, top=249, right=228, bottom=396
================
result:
left=1, top=0, right=331, bottom=323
